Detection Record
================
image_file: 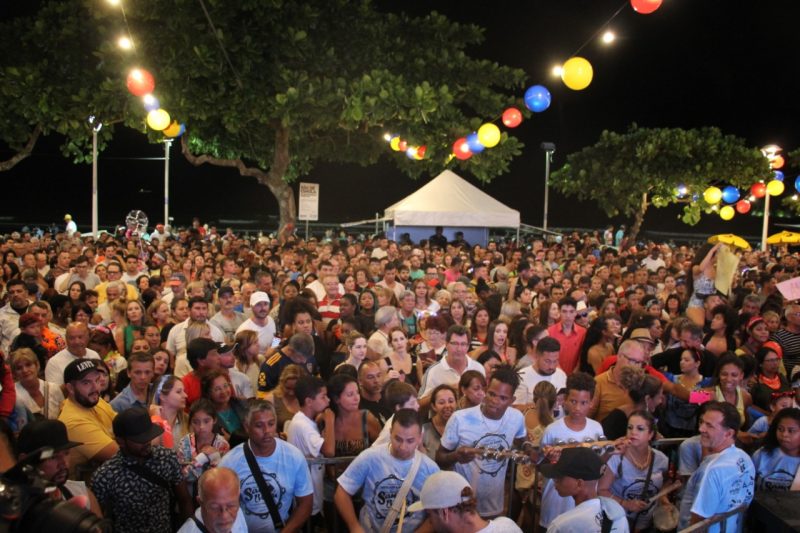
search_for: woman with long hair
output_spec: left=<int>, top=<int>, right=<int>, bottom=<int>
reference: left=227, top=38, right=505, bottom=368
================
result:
left=233, top=329, right=262, bottom=393
left=702, top=353, right=752, bottom=429
left=468, top=305, right=490, bottom=352
left=686, top=242, right=721, bottom=325
left=703, top=304, right=738, bottom=357
left=447, top=299, right=468, bottom=327
left=599, top=410, right=669, bottom=531
left=737, top=316, right=771, bottom=358
left=601, top=367, right=664, bottom=440
left=536, top=299, right=560, bottom=328
left=412, top=278, right=439, bottom=315
left=471, top=319, right=516, bottom=365
left=201, top=369, right=247, bottom=446
left=67, top=281, right=86, bottom=308
left=752, top=407, right=800, bottom=492
left=750, top=344, right=791, bottom=414
left=661, top=348, right=709, bottom=438
left=116, top=300, right=150, bottom=357
left=10, top=348, right=64, bottom=420
left=147, top=299, right=172, bottom=331
left=263, top=363, right=307, bottom=433
left=421, top=384, right=457, bottom=461
left=665, top=293, right=684, bottom=320
left=335, top=331, right=368, bottom=372
left=357, top=289, right=377, bottom=334
left=579, top=315, right=621, bottom=375
left=380, top=327, right=421, bottom=388
left=151, top=375, right=189, bottom=450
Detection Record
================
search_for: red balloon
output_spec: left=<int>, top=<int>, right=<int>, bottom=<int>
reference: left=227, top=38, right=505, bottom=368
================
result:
left=416, top=145, right=427, bottom=159
left=502, top=107, right=523, bottom=128
left=630, top=0, right=662, bottom=14
left=453, top=138, right=473, bottom=160
left=735, top=199, right=751, bottom=214
left=398, top=139, right=408, bottom=152
left=126, top=68, right=155, bottom=97
left=751, top=183, right=767, bottom=199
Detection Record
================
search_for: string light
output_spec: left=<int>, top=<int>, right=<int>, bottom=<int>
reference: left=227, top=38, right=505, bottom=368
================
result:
left=106, top=0, right=121, bottom=6
left=551, top=65, right=563, bottom=77
left=601, top=30, right=616, bottom=44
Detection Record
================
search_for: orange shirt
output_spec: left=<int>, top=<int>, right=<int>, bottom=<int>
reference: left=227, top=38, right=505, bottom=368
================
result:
left=547, top=322, right=586, bottom=374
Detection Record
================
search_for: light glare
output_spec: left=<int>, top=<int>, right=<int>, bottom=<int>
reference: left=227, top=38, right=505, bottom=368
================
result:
left=117, top=36, right=133, bottom=50
left=602, top=31, right=616, bottom=44
left=106, top=0, right=121, bottom=5
left=551, top=65, right=563, bottom=77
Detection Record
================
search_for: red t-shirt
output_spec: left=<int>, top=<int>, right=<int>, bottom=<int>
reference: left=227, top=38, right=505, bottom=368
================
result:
left=547, top=322, right=587, bottom=375
left=182, top=372, right=201, bottom=409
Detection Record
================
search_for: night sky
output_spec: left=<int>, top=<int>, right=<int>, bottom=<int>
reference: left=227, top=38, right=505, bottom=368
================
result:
left=2, top=0, right=799, bottom=238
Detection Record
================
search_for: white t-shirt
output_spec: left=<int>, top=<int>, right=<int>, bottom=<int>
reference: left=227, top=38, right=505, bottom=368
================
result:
left=514, top=365, right=567, bottom=405
left=678, top=445, right=754, bottom=532
left=286, top=411, right=325, bottom=516
left=44, top=348, right=101, bottom=385
left=337, top=445, right=439, bottom=533
left=228, top=367, right=254, bottom=399
left=15, top=380, right=64, bottom=419
left=177, top=507, right=248, bottom=533
left=235, top=317, right=277, bottom=354
left=546, top=497, right=629, bottom=533
left=218, top=440, right=313, bottom=533
left=539, top=417, right=605, bottom=527
left=417, top=356, right=485, bottom=399
left=477, top=516, right=524, bottom=532
left=167, top=319, right=225, bottom=377
left=367, top=330, right=393, bottom=361
left=439, top=405, right=527, bottom=517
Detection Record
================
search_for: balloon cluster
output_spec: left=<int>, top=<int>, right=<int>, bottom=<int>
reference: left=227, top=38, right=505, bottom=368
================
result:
left=126, top=68, right=185, bottom=138
left=696, top=147, right=789, bottom=222
left=384, top=134, right=426, bottom=160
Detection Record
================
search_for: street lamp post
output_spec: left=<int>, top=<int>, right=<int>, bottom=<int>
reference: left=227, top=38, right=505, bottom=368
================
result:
left=89, top=116, right=102, bottom=237
left=760, top=144, right=782, bottom=252
left=541, top=142, right=556, bottom=233
left=163, top=139, right=172, bottom=230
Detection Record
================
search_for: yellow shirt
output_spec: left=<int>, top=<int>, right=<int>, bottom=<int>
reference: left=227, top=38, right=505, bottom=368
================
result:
left=94, top=281, right=139, bottom=304
left=58, top=397, right=117, bottom=475
left=591, top=369, right=628, bottom=423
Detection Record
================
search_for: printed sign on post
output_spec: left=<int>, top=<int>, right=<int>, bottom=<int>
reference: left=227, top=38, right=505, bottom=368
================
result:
left=298, top=182, right=319, bottom=221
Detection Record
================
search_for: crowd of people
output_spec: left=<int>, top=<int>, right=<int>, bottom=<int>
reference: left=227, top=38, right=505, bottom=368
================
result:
left=0, top=219, right=798, bottom=533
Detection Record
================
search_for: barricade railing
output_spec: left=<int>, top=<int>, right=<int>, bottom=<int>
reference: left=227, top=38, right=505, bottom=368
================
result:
left=677, top=505, right=748, bottom=533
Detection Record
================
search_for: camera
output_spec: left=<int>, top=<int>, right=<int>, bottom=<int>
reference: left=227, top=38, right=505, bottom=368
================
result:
left=0, top=447, right=110, bottom=533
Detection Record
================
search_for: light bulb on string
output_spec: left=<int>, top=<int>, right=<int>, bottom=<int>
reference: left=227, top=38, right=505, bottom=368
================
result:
left=601, top=31, right=616, bottom=44
left=106, top=0, right=121, bottom=5
left=117, top=36, right=133, bottom=50
left=551, top=65, right=563, bottom=77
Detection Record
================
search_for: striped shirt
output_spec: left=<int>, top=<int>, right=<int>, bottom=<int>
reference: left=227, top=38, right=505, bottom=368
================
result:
left=772, top=328, right=800, bottom=376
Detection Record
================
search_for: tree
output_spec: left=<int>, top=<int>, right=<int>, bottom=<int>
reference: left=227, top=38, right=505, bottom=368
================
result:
left=550, top=126, right=772, bottom=240
left=0, top=0, right=528, bottom=228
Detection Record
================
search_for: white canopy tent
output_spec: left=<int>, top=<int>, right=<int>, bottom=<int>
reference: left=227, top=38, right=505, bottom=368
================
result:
left=382, top=170, right=520, bottom=245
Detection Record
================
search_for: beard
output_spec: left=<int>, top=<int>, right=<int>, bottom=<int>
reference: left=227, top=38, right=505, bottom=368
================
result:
left=73, top=390, right=99, bottom=408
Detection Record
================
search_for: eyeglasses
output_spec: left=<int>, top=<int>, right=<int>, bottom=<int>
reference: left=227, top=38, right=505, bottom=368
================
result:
left=577, top=312, right=589, bottom=318
left=621, top=353, right=647, bottom=367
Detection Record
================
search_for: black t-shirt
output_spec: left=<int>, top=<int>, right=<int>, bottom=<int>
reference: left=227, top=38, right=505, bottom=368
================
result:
left=359, top=397, right=391, bottom=426
left=650, top=346, right=717, bottom=377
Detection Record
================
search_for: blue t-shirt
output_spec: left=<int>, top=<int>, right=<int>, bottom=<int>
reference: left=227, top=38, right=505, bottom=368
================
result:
left=219, top=440, right=313, bottom=533
left=679, top=445, right=754, bottom=532
left=440, top=405, right=526, bottom=517
left=752, top=447, right=800, bottom=492
left=337, top=445, right=439, bottom=533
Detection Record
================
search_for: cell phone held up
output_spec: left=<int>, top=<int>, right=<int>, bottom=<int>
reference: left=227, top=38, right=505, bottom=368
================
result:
left=689, top=390, right=712, bottom=405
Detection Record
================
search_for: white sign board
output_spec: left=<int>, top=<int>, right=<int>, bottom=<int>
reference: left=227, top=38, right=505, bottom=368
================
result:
left=777, top=276, right=800, bottom=302
left=298, top=182, right=319, bottom=221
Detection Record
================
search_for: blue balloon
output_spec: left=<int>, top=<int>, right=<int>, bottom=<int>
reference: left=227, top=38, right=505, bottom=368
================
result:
left=721, top=186, right=740, bottom=204
left=795, top=176, right=800, bottom=193
left=774, top=170, right=785, bottom=182
left=524, top=85, right=551, bottom=113
left=466, top=132, right=485, bottom=153
left=143, top=96, right=160, bottom=112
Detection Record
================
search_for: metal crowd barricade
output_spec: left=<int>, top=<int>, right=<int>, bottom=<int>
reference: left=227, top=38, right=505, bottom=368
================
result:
left=677, top=505, right=748, bottom=533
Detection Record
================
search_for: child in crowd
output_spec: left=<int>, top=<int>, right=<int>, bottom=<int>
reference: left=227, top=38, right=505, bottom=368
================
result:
left=177, top=398, right=230, bottom=496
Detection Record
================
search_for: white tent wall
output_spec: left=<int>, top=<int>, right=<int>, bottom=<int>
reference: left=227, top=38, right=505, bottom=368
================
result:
left=382, top=170, right=519, bottom=246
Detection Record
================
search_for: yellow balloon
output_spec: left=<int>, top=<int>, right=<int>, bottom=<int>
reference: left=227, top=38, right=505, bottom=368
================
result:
left=477, top=123, right=501, bottom=148
left=703, top=186, right=722, bottom=204
left=561, top=57, right=593, bottom=90
left=390, top=137, right=401, bottom=151
left=767, top=179, right=785, bottom=196
left=719, top=205, right=735, bottom=221
left=163, top=121, right=181, bottom=137
left=147, top=109, right=171, bottom=131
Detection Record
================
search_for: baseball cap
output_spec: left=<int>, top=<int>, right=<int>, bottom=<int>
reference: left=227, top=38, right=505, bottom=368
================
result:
left=63, top=358, right=104, bottom=383
left=218, top=286, right=235, bottom=299
left=113, top=407, right=164, bottom=443
left=407, top=471, right=472, bottom=513
left=629, top=328, right=656, bottom=345
left=539, top=447, right=605, bottom=480
left=169, top=273, right=186, bottom=286
left=250, top=291, right=271, bottom=307
left=17, top=419, right=81, bottom=455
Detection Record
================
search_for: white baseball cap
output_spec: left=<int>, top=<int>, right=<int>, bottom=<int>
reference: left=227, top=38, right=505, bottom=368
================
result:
left=407, top=471, right=471, bottom=513
left=250, top=291, right=271, bottom=307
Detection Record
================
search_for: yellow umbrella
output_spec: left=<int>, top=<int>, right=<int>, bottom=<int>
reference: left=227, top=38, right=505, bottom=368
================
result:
left=707, top=234, right=751, bottom=250
left=766, top=231, right=800, bottom=245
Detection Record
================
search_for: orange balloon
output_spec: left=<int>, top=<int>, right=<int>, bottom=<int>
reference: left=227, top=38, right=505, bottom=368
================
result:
left=771, top=155, right=785, bottom=169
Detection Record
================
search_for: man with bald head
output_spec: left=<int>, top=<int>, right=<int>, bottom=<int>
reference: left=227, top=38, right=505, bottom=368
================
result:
left=589, top=340, right=648, bottom=422
left=45, top=322, right=101, bottom=385
left=178, top=467, right=248, bottom=533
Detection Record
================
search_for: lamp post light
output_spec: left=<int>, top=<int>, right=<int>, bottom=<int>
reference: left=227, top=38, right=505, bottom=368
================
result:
left=88, top=115, right=102, bottom=237
left=760, top=144, right=782, bottom=252
left=541, top=142, right=556, bottom=233
left=163, top=138, right=172, bottom=232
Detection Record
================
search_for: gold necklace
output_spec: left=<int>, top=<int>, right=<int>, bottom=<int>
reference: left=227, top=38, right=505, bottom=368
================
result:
left=627, top=447, right=652, bottom=471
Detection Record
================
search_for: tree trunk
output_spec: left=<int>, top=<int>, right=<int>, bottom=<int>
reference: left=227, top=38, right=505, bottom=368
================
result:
left=629, top=192, right=648, bottom=242
left=0, top=125, right=42, bottom=171
left=180, top=126, right=296, bottom=231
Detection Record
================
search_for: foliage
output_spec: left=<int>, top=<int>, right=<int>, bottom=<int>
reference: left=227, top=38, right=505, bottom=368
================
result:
left=1, top=0, right=529, bottom=224
left=550, top=125, right=771, bottom=237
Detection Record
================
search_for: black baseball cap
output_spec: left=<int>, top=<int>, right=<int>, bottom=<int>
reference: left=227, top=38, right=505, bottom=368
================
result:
left=539, top=447, right=605, bottom=480
left=113, top=406, right=164, bottom=443
left=218, top=286, right=235, bottom=299
left=63, top=358, right=104, bottom=383
left=18, top=419, right=81, bottom=455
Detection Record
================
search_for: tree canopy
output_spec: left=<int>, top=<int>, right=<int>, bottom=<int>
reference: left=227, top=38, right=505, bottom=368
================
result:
left=0, top=0, right=529, bottom=226
left=550, top=125, right=772, bottom=240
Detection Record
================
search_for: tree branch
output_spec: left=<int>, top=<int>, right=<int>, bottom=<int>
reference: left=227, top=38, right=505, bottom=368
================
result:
left=0, top=125, right=42, bottom=172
